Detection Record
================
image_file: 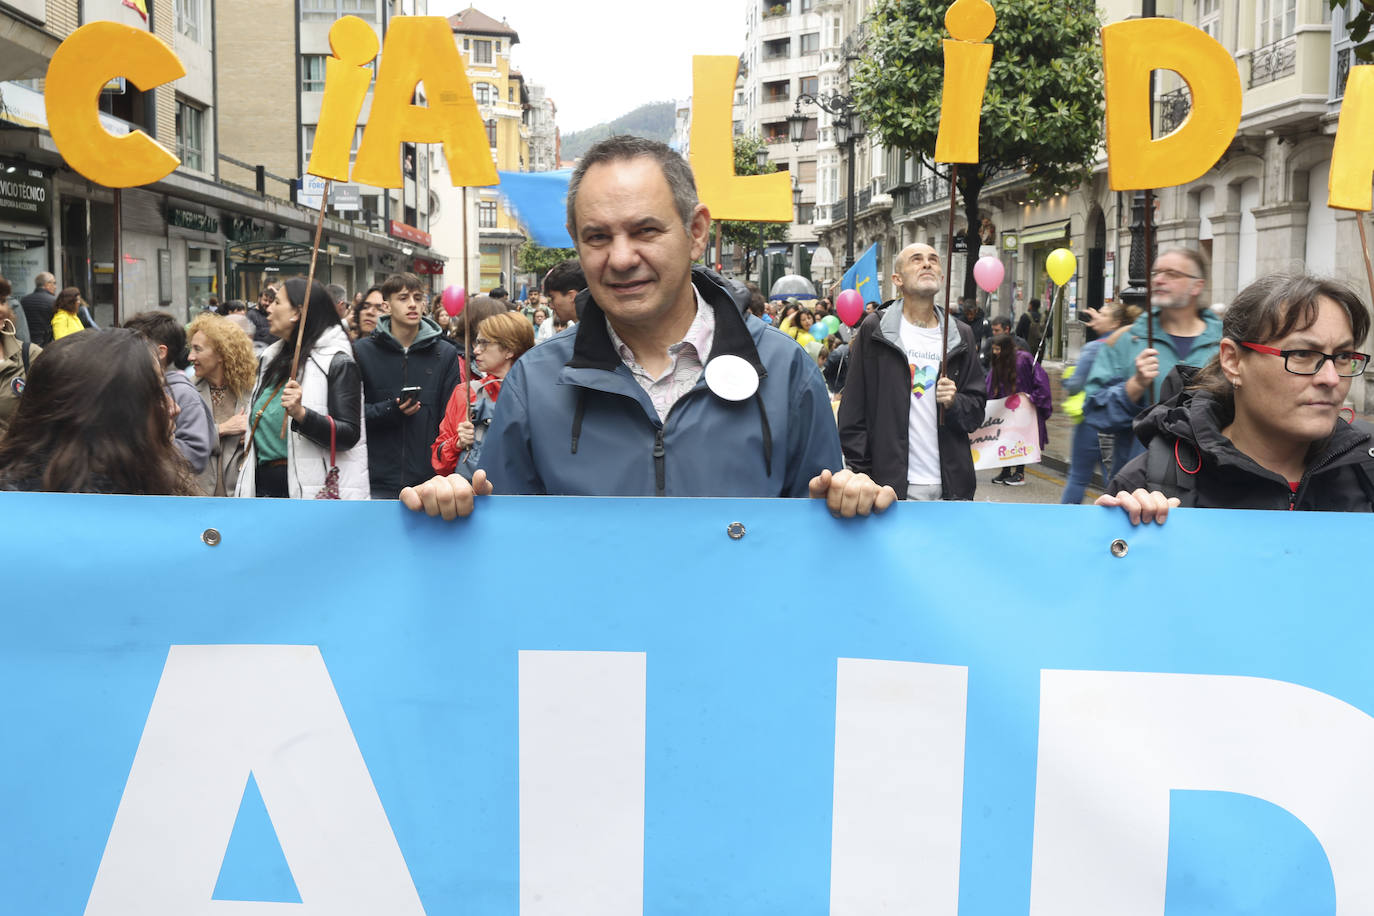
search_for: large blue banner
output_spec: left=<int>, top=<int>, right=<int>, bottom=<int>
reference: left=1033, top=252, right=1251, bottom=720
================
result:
left=2, top=493, right=1370, bottom=914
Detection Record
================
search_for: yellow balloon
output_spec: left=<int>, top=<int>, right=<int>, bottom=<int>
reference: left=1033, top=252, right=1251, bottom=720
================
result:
left=1046, top=248, right=1077, bottom=286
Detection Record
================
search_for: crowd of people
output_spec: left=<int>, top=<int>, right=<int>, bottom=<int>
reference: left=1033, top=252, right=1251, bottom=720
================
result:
left=0, top=134, right=1371, bottom=528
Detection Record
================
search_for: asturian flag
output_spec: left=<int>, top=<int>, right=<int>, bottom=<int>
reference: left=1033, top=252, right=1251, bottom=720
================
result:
left=841, top=242, right=880, bottom=301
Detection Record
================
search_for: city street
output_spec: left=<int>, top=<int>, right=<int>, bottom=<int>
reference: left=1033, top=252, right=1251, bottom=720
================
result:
left=972, top=463, right=1099, bottom=505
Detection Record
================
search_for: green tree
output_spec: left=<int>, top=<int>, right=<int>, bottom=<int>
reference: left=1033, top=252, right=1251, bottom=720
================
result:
left=517, top=240, right=577, bottom=279
left=714, top=134, right=783, bottom=283
left=1330, top=0, right=1374, bottom=62
left=853, top=0, right=1105, bottom=299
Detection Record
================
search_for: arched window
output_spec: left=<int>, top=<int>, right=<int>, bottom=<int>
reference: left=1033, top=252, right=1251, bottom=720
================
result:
left=486, top=119, right=497, bottom=148
left=474, top=83, right=492, bottom=106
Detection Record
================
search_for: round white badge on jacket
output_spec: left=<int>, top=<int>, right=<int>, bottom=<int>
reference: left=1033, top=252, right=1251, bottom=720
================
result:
left=704, top=354, right=759, bottom=401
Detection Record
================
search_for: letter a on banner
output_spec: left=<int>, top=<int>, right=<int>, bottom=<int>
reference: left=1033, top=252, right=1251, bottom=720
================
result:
left=351, top=17, right=498, bottom=188
left=45, top=22, right=184, bottom=188
left=84, top=645, right=425, bottom=915
left=1100, top=19, right=1241, bottom=191
left=689, top=56, right=792, bottom=222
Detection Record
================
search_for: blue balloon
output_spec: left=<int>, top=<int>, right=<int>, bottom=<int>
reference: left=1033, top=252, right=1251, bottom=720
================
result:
left=809, top=321, right=831, bottom=340
left=762, top=314, right=773, bottom=324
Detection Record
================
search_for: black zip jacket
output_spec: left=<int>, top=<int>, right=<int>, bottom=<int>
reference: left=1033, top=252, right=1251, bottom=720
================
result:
left=1110, top=381, right=1374, bottom=511
left=353, top=317, right=463, bottom=498
left=838, top=302, right=987, bottom=500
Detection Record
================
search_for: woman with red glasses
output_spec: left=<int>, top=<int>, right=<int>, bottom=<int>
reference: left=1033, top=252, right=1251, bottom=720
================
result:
left=1098, top=273, right=1373, bottom=522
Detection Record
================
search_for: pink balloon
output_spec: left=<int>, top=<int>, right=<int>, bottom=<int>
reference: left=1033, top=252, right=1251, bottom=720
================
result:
left=441, top=285, right=466, bottom=317
left=836, top=288, right=864, bottom=327
left=973, top=256, right=1005, bottom=293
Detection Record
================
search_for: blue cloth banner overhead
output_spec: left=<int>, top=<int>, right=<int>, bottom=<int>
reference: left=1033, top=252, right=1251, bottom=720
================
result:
left=841, top=241, right=879, bottom=300
left=496, top=169, right=574, bottom=249
left=3, top=492, right=1370, bottom=914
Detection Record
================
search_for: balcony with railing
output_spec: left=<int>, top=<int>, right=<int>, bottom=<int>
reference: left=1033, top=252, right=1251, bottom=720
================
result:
left=1250, top=35, right=1298, bottom=88
left=1157, top=87, right=1191, bottom=135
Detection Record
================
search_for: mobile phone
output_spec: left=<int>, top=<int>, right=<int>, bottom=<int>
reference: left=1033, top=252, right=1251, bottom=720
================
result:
left=400, top=386, right=423, bottom=401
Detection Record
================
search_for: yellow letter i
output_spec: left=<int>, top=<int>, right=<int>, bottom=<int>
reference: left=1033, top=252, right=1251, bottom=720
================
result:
left=306, top=16, right=379, bottom=181
left=934, top=0, right=996, bottom=164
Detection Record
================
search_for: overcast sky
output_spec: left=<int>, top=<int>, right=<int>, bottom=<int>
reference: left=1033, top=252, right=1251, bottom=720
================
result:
left=432, top=0, right=747, bottom=134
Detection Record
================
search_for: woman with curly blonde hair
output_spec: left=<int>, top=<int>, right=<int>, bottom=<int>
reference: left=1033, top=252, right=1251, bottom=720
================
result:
left=188, top=312, right=256, bottom=495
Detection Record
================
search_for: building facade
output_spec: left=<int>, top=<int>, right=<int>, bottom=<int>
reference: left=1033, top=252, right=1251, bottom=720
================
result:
left=0, top=0, right=435, bottom=327
left=732, top=0, right=824, bottom=294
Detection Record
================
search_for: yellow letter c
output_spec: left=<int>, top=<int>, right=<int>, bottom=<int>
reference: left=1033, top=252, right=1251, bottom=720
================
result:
left=45, top=22, right=185, bottom=189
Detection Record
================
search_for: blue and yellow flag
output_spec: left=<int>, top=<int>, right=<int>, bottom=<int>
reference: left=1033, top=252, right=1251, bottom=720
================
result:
left=841, top=242, right=880, bottom=302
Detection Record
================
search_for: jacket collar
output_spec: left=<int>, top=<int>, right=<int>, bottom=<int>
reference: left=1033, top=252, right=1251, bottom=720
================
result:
left=568, top=267, right=767, bottom=380
left=877, top=299, right=964, bottom=356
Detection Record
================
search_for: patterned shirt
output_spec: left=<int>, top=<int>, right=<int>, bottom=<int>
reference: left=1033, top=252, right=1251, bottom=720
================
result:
left=606, top=287, right=714, bottom=422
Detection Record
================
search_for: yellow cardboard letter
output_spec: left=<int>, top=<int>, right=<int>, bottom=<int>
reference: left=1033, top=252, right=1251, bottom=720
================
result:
left=45, top=22, right=184, bottom=188
left=1329, top=66, right=1374, bottom=211
left=307, top=16, right=379, bottom=181
left=934, top=0, right=996, bottom=164
left=352, top=16, right=497, bottom=188
left=689, top=56, right=791, bottom=222
left=1101, top=19, right=1241, bottom=191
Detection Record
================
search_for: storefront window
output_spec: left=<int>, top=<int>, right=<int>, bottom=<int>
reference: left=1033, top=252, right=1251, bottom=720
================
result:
left=187, top=246, right=220, bottom=315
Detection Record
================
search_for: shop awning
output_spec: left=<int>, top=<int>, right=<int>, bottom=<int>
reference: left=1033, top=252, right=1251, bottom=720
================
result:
left=227, top=240, right=323, bottom=265
left=1019, top=220, right=1071, bottom=246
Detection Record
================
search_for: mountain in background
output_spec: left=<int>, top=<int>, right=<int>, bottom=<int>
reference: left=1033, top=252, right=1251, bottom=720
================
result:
left=559, top=101, right=677, bottom=162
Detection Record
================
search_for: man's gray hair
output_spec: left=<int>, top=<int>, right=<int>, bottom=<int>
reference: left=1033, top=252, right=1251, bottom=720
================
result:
left=1162, top=247, right=1210, bottom=284
left=565, top=135, right=699, bottom=237
left=324, top=283, right=348, bottom=306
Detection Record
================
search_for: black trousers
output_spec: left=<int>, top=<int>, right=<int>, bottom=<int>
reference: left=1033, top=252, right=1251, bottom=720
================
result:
left=255, top=462, right=289, bottom=498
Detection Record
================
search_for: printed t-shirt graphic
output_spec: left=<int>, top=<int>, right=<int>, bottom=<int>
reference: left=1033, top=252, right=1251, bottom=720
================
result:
left=899, top=317, right=943, bottom=487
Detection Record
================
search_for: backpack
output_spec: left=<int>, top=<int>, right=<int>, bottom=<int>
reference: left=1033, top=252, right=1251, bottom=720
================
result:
left=1143, top=429, right=1374, bottom=508
left=0, top=333, right=32, bottom=435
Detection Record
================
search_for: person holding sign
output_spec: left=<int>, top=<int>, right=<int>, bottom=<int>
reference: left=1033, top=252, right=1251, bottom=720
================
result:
left=837, top=243, right=987, bottom=501
left=984, top=334, right=1052, bottom=487
left=402, top=136, right=891, bottom=518
left=1098, top=274, right=1374, bottom=523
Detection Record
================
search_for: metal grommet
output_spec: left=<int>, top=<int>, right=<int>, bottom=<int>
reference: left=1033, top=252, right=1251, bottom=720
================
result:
left=1110, top=538, right=1128, bottom=558
left=1367, top=447, right=1374, bottom=458
left=726, top=522, right=746, bottom=540
left=201, top=528, right=222, bottom=547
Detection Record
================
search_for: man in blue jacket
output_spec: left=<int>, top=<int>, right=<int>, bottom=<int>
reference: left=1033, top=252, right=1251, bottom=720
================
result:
left=402, top=136, right=892, bottom=519
left=355, top=273, right=462, bottom=499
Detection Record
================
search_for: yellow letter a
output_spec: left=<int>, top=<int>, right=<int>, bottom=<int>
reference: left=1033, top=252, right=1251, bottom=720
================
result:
left=351, top=16, right=497, bottom=189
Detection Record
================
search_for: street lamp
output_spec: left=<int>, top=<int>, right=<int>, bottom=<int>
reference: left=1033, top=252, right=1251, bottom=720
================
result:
left=789, top=92, right=863, bottom=270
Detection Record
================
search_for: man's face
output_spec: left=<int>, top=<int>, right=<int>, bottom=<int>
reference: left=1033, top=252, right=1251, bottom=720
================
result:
left=546, top=288, right=579, bottom=322
left=892, top=243, right=943, bottom=299
left=1150, top=251, right=1205, bottom=310
left=258, top=288, right=275, bottom=312
left=991, top=320, right=1010, bottom=336
left=364, top=290, right=386, bottom=314
left=387, top=287, right=425, bottom=332
left=45, top=278, right=57, bottom=294
left=571, top=156, right=709, bottom=331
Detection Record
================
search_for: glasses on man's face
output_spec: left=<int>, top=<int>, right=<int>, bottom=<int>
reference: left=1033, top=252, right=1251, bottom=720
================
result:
left=1239, top=341, right=1370, bottom=377
left=1149, top=268, right=1200, bottom=281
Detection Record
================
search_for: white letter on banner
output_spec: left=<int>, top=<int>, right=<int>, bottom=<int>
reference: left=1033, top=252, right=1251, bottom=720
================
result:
left=84, top=645, right=424, bottom=916
left=830, top=658, right=968, bottom=915
left=519, top=650, right=646, bottom=916
left=1030, top=670, right=1374, bottom=915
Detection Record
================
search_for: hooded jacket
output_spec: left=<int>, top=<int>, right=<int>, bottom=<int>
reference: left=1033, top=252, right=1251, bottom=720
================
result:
left=476, top=267, right=842, bottom=497
left=838, top=302, right=987, bottom=500
left=165, top=367, right=215, bottom=475
left=236, top=324, right=369, bottom=499
left=1109, top=380, right=1374, bottom=511
left=354, top=315, right=463, bottom=498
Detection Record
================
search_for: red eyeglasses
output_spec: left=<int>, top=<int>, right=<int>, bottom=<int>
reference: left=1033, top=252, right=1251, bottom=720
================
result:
left=1239, top=342, right=1370, bottom=377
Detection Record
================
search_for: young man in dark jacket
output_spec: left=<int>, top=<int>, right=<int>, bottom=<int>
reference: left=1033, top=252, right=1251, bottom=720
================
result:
left=838, top=243, right=987, bottom=500
left=354, top=273, right=462, bottom=499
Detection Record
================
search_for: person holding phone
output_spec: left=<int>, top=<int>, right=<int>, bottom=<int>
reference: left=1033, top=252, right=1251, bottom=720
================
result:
left=353, top=272, right=463, bottom=499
